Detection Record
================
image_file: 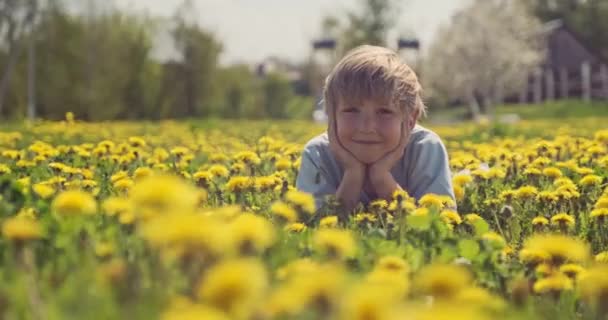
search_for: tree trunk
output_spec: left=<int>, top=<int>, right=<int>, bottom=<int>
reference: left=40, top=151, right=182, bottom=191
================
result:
left=466, top=91, right=481, bottom=121
left=0, top=40, right=24, bottom=118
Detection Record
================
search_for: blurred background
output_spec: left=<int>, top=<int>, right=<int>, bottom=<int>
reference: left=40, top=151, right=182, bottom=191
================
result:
left=1, top=0, right=608, bottom=122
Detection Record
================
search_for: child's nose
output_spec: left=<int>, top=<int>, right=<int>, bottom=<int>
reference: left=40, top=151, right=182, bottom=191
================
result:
left=357, top=113, right=376, bottom=133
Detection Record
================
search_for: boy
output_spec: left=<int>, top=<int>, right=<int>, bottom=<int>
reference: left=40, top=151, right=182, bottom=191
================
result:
left=296, top=45, right=455, bottom=212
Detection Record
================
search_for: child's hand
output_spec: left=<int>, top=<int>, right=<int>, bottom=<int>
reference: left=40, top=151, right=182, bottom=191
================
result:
left=328, top=117, right=365, bottom=175
left=368, top=120, right=409, bottom=194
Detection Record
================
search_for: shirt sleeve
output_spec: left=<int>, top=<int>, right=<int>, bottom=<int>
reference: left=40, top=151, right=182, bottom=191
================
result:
left=295, top=145, right=337, bottom=211
left=408, top=134, right=456, bottom=204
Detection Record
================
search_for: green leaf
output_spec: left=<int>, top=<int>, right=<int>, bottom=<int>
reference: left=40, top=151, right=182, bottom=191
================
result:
left=472, top=219, right=489, bottom=236
left=438, top=244, right=458, bottom=263
left=458, top=239, right=480, bottom=260
left=407, top=214, right=431, bottom=231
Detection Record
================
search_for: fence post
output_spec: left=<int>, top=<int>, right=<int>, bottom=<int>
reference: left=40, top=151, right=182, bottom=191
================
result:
left=534, top=68, right=543, bottom=104
left=582, top=61, right=591, bottom=102
left=545, top=69, right=555, bottom=101
left=560, top=67, right=569, bottom=99
left=519, top=75, right=528, bottom=104
left=601, top=64, right=608, bottom=99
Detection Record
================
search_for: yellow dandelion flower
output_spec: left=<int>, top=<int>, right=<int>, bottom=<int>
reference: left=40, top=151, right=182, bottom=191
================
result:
left=275, top=258, right=320, bottom=281
left=285, top=223, right=306, bottom=233
left=595, top=251, right=608, bottom=263
left=481, top=232, right=506, bottom=249
left=533, top=274, right=573, bottom=294
left=524, top=234, right=590, bottom=265
left=591, top=208, right=608, bottom=220
left=225, top=176, right=253, bottom=193
left=197, top=258, right=268, bottom=318
left=354, top=213, right=377, bottom=224
left=519, top=249, right=550, bottom=266
left=319, top=215, right=338, bottom=228
left=369, top=199, right=388, bottom=211
left=209, top=165, right=229, bottom=178
left=392, top=189, right=411, bottom=201
left=95, top=242, right=115, bottom=258
left=233, top=151, right=261, bottom=165
left=440, top=210, right=462, bottom=225
left=275, top=158, right=292, bottom=171
left=130, top=175, right=199, bottom=217
left=578, top=265, right=608, bottom=306
left=338, top=282, right=399, bottom=320
left=419, top=194, right=444, bottom=209
left=52, top=190, right=97, bottom=216
left=452, top=174, right=473, bottom=186
left=535, top=263, right=552, bottom=278
left=515, top=186, right=538, bottom=199
left=254, top=176, right=279, bottom=191
left=413, top=264, right=472, bottom=299
left=579, top=174, right=603, bottom=187
left=229, top=214, right=275, bottom=255
left=110, top=171, right=129, bottom=184
left=270, top=201, right=297, bottom=223
left=499, top=190, right=516, bottom=201
left=102, top=197, right=132, bottom=217
left=2, top=217, right=43, bottom=241
left=127, top=136, right=146, bottom=148
left=285, top=190, right=315, bottom=215
left=140, top=212, right=226, bottom=255
left=365, top=268, right=409, bottom=298
left=559, top=263, right=585, bottom=279
left=313, top=228, right=356, bottom=259
left=412, top=207, right=429, bottom=216
left=453, top=184, right=464, bottom=201
left=523, top=167, right=542, bottom=176
left=133, top=167, right=153, bottom=180
left=455, top=287, right=506, bottom=311
left=532, top=216, right=549, bottom=227
left=550, top=213, right=575, bottom=228
left=32, top=183, right=55, bottom=199
left=464, top=213, right=483, bottom=224
left=0, top=164, right=11, bottom=174
left=16, top=207, right=36, bottom=220
left=543, top=167, right=563, bottom=179
left=375, top=256, right=409, bottom=274
left=596, top=197, right=608, bottom=209
left=113, top=178, right=134, bottom=192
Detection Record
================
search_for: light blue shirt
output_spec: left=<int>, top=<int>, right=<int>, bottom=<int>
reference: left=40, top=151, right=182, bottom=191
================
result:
left=295, top=124, right=455, bottom=210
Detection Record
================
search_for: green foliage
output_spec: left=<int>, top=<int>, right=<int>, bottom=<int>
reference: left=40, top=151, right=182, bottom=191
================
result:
left=0, top=1, right=309, bottom=121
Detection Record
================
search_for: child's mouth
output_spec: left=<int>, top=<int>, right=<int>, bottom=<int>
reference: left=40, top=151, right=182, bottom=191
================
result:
left=352, top=140, right=382, bottom=145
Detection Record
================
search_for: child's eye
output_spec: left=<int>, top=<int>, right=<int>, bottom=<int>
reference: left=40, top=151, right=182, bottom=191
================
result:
left=378, top=108, right=394, bottom=115
left=342, top=108, right=358, bottom=113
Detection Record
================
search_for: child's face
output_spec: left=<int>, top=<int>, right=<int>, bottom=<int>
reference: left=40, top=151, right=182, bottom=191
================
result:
left=335, top=99, right=408, bottom=164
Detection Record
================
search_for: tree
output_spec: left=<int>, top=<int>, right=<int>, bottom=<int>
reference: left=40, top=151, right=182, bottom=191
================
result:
left=423, top=0, right=545, bottom=118
left=0, top=0, right=38, bottom=118
left=322, top=0, right=401, bottom=56
left=163, top=0, right=222, bottom=118
left=261, top=73, right=295, bottom=119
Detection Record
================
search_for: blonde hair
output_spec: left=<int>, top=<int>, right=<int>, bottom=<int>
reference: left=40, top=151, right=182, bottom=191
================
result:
left=322, top=45, right=426, bottom=120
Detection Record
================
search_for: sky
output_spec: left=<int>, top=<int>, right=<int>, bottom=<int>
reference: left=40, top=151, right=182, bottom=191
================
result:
left=114, top=0, right=472, bottom=65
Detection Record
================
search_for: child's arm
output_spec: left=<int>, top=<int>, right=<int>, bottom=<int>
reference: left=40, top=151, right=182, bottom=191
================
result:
left=327, top=119, right=365, bottom=212
left=295, top=136, right=364, bottom=212
left=295, top=147, right=337, bottom=211
left=408, top=133, right=455, bottom=205
left=368, top=121, right=409, bottom=200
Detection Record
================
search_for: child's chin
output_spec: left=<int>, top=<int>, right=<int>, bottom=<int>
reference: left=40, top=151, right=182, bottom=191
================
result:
left=354, top=154, right=383, bottom=165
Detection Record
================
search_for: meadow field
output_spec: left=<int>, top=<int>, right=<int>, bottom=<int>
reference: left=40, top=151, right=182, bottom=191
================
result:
left=0, top=114, right=607, bottom=319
